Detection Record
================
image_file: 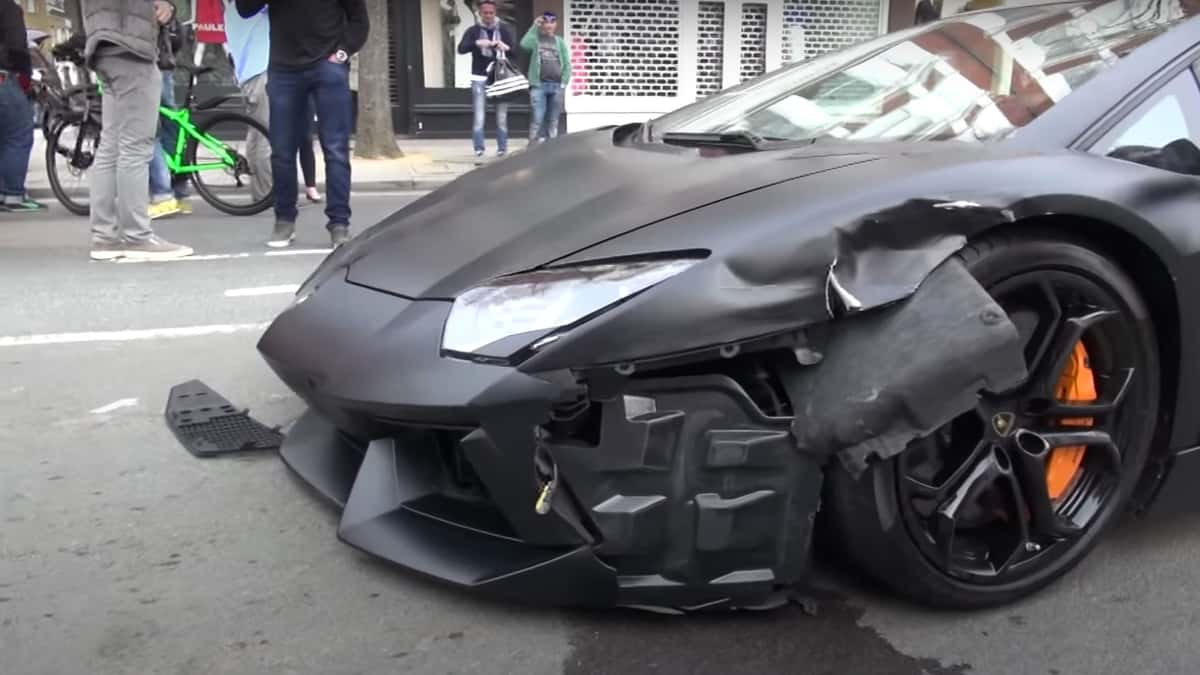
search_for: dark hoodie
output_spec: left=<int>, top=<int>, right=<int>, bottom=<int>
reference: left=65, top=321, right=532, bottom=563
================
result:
left=0, top=0, right=32, bottom=77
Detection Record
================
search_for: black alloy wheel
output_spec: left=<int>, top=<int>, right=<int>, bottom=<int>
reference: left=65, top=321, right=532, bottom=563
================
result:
left=826, top=232, right=1160, bottom=609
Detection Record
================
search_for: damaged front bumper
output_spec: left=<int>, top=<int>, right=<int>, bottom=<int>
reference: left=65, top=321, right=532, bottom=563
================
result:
left=257, top=257, right=1024, bottom=611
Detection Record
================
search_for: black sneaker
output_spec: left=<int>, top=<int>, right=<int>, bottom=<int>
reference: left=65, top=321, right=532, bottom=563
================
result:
left=268, top=221, right=295, bottom=248
left=330, top=224, right=350, bottom=248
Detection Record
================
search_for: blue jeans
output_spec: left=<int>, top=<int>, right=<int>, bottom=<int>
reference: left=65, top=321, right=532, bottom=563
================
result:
left=529, top=81, right=562, bottom=142
left=0, top=76, right=35, bottom=199
left=149, top=70, right=186, bottom=200
left=267, top=60, right=353, bottom=227
left=472, top=80, right=508, bottom=154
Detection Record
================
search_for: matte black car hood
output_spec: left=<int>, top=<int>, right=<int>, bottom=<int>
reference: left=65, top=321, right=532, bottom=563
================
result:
left=343, top=128, right=880, bottom=299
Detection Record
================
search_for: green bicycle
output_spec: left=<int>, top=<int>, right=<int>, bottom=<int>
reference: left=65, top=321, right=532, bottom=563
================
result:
left=44, top=62, right=273, bottom=217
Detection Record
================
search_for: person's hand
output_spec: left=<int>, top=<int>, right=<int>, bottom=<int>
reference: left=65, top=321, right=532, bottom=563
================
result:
left=476, top=38, right=493, bottom=48
left=494, top=41, right=509, bottom=51
left=535, top=16, right=544, bottom=25
left=153, top=0, right=174, bottom=24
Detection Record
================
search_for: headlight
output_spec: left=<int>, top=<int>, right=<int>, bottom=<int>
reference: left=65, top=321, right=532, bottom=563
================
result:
left=442, top=258, right=700, bottom=355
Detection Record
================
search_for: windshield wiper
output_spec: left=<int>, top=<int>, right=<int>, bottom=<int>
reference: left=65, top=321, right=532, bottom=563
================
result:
left=660, top=131, right=771, bottom=151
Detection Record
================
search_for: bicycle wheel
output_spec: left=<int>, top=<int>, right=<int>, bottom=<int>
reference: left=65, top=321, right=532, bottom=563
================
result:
left=45, top=116, right=100, bottom=217
left=185, top=112, right=274, bottom=217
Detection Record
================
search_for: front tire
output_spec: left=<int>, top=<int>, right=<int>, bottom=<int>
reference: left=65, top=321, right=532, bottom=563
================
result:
left=825, top=232, right=1161, bottom=609
left=185, top=112, right=275, bottom=217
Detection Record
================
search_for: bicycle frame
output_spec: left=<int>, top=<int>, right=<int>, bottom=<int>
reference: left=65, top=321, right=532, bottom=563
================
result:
left=157, top=105, right=237, bottom=174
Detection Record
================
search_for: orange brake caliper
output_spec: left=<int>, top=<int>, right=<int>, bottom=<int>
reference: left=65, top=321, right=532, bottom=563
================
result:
left=1047, top=342, right=1097, bottom=500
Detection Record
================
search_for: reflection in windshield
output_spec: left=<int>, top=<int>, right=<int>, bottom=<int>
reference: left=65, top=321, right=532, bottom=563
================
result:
left=653, top=0, right=1199, bottom=144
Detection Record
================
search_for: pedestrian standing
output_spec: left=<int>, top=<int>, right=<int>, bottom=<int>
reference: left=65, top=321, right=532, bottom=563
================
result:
left=520, top=12, right=570, bottom=144
left=0, top=0, right=48, bottom=212
left=457, top=1, right=514, bottom=159
left=148, top=0, right=189, bottom=219
left=235, top=0, right=368, bottom=249
left=222, top=0, right=273, bottom=208
left=83, top=0, right=193, bottom=260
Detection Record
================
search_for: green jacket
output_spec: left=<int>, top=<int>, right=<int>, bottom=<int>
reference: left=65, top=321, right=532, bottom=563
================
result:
left=520, top=24, right=571, bottom=88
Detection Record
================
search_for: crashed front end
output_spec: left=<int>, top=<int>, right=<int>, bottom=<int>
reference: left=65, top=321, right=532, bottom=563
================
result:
left=258, top=245, right=1026, bottom=612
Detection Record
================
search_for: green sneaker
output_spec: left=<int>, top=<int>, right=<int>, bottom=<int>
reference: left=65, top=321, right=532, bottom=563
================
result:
left=5, top=198, right=48, bottom=212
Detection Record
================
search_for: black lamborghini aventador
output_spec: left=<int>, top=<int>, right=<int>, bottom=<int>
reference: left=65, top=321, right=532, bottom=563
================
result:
left=256, top=0, right=1200, bottom=612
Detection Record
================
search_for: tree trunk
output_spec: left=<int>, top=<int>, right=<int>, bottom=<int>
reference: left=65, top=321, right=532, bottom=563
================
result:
left=355, top=0, right=402, bottom=158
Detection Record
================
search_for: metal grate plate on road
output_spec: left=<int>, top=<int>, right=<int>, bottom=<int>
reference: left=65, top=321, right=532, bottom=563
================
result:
left=164, top=379, right=282, bottom=457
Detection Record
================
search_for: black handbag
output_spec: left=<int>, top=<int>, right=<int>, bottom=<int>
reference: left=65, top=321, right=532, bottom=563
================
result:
left=486, top=53, right=529, bottom=102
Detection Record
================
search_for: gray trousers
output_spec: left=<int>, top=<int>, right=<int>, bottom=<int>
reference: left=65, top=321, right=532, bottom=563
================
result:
left=90, top=53, right=162, bottom=244
left=240, top=73, right=273, bottom=202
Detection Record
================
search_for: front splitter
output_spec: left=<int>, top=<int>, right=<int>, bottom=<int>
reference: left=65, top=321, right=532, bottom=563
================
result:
left=279, top=408, right=620, bottom=608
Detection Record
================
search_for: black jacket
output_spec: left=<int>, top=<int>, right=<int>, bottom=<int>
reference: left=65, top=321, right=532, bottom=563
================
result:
left=236, top=0, right=369, bottom=70
left=157, top=14, right=185, bottom=71
left=0, top=0, right=31, bottom=77
left=457, top=22, right=516, bottom=79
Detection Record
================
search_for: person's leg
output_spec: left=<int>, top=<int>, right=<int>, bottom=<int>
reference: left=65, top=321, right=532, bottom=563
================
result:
left=112, top=57, right=163, bottom=242
left=88, top=57, right=123, bottom=257
left=471, top=80, right=486, bottom=156
left=545, top=82, right=562, bottom=140
left=299, top=95, right=318, bottom=190
left=159, top=69, right=190, bottom=202
left=156, top=71, right=175, bottom=154
left=528, top=85, right=546, bottom=143
left=0, top=75, right=43, bottom=210
left=241, top=73, right=274, bottom=206
left=496, top=100, right=509, bottom=156
left=313, top=58, right=353, bottom=240
left=148, top=85, right=174, bottom=208
left=266, top=67, right=307, bottom=245
left=147, top=141, right=180, bottom=219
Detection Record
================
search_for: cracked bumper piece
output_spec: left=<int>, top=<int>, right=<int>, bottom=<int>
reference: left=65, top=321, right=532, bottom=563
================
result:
left=259, top=273, right=825, bottom=611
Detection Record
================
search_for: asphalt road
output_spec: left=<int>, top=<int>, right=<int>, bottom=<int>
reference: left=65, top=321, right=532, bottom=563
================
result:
left=3, top=195, right=1200, bottom=675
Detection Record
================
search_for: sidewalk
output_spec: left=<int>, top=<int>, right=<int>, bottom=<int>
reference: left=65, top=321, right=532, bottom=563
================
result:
left=24, top=135, right=528, bottom=198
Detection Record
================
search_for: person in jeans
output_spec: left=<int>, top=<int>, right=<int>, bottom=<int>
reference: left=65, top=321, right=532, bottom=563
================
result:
left=84, top=0, right=192, bottom=260
left=457, top=1, right=514, bottom=159
left=222, top=0, right=324, bottom=216
left=520, top=12, right=571, bottom=144
left=148, top=0, right=190, bottom=219
left=235, top=0, right=368, bottom=249
left=0, top=0, right=47, bottom=212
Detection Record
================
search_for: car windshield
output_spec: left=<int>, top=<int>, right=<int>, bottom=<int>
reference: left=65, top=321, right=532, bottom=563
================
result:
left=652, top=0, right=1199, bottom=145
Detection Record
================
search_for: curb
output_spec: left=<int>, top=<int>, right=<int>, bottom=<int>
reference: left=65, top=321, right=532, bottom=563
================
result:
left=24, top=177, right=455, bottom=201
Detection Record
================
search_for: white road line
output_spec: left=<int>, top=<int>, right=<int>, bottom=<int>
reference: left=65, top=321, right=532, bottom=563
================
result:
left=265, top=249, right=333, bottom=257
left=0, top=323, right=271, bottom=348
left=114, top=249, right=330, bottom=264
left=90, top=398, right=139, bottom=414
left=224, top=284, right=300, bottom=297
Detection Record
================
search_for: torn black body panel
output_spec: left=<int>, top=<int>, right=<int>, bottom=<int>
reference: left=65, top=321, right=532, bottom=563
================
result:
left=779, top=257, right=1028, bottom=476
